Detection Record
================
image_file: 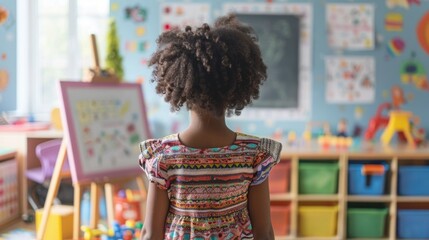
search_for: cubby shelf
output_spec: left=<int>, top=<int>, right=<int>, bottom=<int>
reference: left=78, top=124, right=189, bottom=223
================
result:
left=271, top=143, right=429, bottom=240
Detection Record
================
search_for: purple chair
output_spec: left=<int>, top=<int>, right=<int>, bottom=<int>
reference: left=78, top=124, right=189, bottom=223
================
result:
left=26, top=139, right=70, bottom=184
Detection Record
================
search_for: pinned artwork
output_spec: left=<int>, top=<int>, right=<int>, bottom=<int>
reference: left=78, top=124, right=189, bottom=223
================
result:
left=326, top=57, right=375, bottom=104
left=125, top=5, right=148, bottom=23
left=386, top=37, right=405, bottom=59
left=160, top=3, right=210, bottom=32
left=135, top=26, right=145, bottom=37
left=326, top=4, right=375, bottom=50
left=0, top=6, right=8, bottom=25
left=0, top=69, right=9, bottom=91
left=400, top=53, right=429, bottom=91
left=125, top=41, right=137, bottom=52
left=417, top=11, right=429, bottom=55
left=385, top=12, right=403, bottom=31
left=111, top=3, right=119, bottom=12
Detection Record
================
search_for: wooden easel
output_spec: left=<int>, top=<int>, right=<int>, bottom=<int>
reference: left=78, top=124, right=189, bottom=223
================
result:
left=36, top=34, right=147, bottom=240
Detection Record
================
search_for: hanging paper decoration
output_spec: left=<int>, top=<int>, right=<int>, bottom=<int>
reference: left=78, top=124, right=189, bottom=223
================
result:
left=125, top=41, right=137, bottom=52
left=417, top=11, right=429, bottom=55
left=138, top=41, right=150, bottom=52
left=0, top=6, right=8, bottom=25
left=400, top=53, right=429, bottom=91
left=386, top=37, right=405, bottom=58
left=1, top=53, right=6, bottom=60
left=385, top=12, right=403, bottom=31
left=125, top=5, right=148, bottom=23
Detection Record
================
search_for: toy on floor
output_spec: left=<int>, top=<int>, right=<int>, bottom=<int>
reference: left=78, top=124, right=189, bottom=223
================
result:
left=318, top=136, right=353, bottom=149
left=81, top=220, right=143, bottom=240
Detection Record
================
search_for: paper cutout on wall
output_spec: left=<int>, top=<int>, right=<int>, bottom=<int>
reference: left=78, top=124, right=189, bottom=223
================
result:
left=0, top=6, right=8, bottom=25
left=125, top=41, right=137, bottom=52
left=391, top=85, right=407, bottom=108
left=141, top=58, right=148, bottom=66
left=385, top=12, right=403, bottom=31
left=125, top=5, right=147, bottom=23
left=417, top=11, right=429, bottom=55
left=111, top=3, right=119, bottom=12
left=1, top=53, right=6, bottom=60
left=355, top=106, right=364, bottom=119
left=400, top=53, right=429, bottom=91
left=326, top=56, right=375, bottom=103
left=0, top=69, right=9, bottom=91
left=386, top=37, right=405, bottom=59
left=136, top=26, right=145, bottom=37
left=326, top=4, right=375, bottom=50
left=138, top=41, right=150, bottom=52
left=382, top=90, right=390, bottom=99
left=160, top=3, right=210, bottom=32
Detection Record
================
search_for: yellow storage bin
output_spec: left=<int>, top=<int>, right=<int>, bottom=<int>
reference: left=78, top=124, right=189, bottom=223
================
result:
left=36, top=205, right=74, bottom=240
left=298, top=205, right=338, bottom=237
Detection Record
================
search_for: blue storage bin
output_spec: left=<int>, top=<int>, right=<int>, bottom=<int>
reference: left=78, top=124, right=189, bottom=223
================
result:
left=397, top=210, right=429, bottom=239
left=348, top=163, right=389, bottom=195
left=398, top=166, right=429, bottom=196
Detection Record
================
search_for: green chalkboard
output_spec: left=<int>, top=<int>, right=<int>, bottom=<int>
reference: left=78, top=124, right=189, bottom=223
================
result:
left=237, top=14, right=300, bottom=109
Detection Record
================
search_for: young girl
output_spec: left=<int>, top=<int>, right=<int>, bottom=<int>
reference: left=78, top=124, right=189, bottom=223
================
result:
left=139, top=14, right=282, bottom=240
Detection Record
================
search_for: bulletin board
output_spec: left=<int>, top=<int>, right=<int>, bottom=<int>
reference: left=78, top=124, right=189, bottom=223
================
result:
left=59, top=81, right=151, bottom=183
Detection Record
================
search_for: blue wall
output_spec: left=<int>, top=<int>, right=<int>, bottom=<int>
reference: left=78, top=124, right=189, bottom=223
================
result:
left=111, top=0, right=429, bottom=139
left=0, top=1, right=17, bottom=111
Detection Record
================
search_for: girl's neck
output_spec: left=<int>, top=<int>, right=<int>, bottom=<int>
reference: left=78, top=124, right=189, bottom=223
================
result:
left=178, top=110, right=236, bottom=148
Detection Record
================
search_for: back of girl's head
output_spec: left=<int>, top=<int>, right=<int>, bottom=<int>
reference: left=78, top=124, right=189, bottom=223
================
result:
left=149, top=14, right=267, bottom=116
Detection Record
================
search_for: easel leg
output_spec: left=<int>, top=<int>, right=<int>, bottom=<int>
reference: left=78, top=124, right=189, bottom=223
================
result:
left=73, top=183, right=82, bottom=240
left=90, top=182, right=100, bottom=229
left=36, top=140, right=67, bottom=240
left=104, top=183, right=115, bottom=227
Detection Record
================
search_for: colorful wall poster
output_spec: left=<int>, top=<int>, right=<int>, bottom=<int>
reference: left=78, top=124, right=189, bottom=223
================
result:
left=326, top=56, right=375, bottom=104
left=160, top=3, right=210, bottom=32
left=326, top=3, right=375, bottom=50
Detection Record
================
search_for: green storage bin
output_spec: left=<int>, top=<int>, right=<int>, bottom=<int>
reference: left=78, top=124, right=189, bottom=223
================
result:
left=299, top=162, right=339, bottom=194
left=347, top=208, right=388, bottom=238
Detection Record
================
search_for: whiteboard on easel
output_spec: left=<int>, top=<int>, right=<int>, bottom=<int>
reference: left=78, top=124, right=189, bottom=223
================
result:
left=59, top=81, right=151, bottom=183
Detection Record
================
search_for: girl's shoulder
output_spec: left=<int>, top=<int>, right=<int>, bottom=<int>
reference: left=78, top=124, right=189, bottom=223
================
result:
left=237, top=132, right=282, bottom=157
left=139, top=134, right=177, bottom=158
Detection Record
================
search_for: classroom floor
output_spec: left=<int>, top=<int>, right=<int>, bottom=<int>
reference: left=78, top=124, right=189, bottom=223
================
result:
left=0, top=219, right=36, bottom=239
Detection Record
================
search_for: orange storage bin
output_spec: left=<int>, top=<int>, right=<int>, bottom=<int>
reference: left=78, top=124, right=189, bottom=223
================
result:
left=270, top=202, right=290, bottom=236
left=269, top=160, right=291, bottom=193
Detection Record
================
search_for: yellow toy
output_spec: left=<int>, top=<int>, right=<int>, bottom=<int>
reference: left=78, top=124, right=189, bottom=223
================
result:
left=380, top=110, right=415, bottom=147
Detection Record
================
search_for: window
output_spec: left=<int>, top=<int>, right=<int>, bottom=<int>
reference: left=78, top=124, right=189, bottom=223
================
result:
left=20, top=0, right=110, bottom=119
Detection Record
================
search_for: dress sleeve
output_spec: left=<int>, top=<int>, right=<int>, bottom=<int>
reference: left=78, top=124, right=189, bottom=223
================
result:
left=251, top=138, right=283, bottom=186
left=138, top=139, right=169, bottom=190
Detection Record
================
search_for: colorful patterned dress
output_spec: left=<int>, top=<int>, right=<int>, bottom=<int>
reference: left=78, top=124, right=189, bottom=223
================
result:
left=139, top=133, right=282, bottom=240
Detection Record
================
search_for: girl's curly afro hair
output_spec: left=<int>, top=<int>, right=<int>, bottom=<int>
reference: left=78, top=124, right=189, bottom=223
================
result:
left=149, top=14, right=267, bottom=116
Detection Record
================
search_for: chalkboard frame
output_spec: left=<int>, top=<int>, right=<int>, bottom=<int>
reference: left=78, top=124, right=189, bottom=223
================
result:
left=223, top=3, right=313, bottom=121
left=59, top=81, right=151, bottom=183
left=236, top=13, right=301, bottom=109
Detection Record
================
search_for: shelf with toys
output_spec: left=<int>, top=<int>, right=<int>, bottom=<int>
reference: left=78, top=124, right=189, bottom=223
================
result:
left=270, top=92, right=429, bottom=239
left=270, top=140, right=429, bottom=240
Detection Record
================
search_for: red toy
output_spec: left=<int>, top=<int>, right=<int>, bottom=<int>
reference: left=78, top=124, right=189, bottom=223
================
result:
left=364, top=102, right=392, bottom=140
